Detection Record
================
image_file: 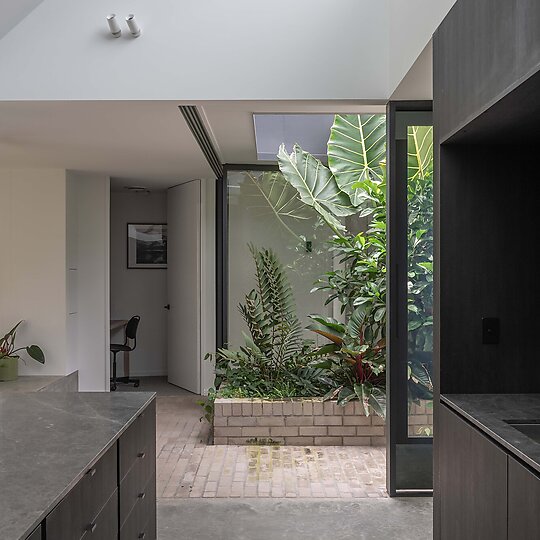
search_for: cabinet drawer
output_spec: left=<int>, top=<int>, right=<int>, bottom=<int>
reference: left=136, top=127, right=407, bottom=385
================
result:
left=80, top=489, right=118, bottom=540
left=120, top=474, right=156, bottom=540
left=119, top=400, right=156, bottom=481
left=120, top=448, right=155, bottom=527
left=46, top=444, right=117, bottom=540
left=26, top=524, right=42, bottom=540
left=80, top=443, right=118, bottom=523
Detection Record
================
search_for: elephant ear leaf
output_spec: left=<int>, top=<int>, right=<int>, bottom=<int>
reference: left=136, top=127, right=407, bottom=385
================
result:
left=277, top=144, right=356, bottom=232
left=327, top=114, right=386, bottom=206
left=408, top=125, right=434, bottom=181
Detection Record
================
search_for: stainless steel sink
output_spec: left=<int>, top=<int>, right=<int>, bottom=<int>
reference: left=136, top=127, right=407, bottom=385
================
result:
left=506, top=420, right=540, bottom=443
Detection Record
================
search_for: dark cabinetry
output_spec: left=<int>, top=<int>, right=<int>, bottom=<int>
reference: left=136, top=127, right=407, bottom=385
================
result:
left=440, top=405, right=540, bottom=539
left=439, top=405, right=507, bottom=540
left=47, top=444, right=117, bottom=540
left=26, top=526, right=42, bottom=540
left=44, top=399, right=156, bottom=540
left=434, top=0, right=540, bottom=141
left=119, top=400, right=156, bottom=539
left=508, top=457, right=540, bottom=539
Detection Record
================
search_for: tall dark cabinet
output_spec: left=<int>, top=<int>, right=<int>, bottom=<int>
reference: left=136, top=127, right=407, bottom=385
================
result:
left=433, top=0, right=540, bottom=537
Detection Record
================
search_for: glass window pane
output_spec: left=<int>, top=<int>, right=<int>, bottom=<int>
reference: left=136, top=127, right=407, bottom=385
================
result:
left=407, top=126, right=434, bottom=438
left=227, top=169, right=332, bottom=349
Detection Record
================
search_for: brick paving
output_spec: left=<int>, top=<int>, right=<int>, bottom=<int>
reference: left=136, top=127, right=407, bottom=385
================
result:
left=156, top=395, right=387, bottom=499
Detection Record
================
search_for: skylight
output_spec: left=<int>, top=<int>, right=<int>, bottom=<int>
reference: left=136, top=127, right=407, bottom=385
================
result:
left=253, top=114, right=335, bottom=162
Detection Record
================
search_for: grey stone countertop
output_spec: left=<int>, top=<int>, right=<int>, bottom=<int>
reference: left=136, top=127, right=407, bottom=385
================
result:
left=442, top=394, right=540, bottom=474
left=0, top=391, right=155, bottom=540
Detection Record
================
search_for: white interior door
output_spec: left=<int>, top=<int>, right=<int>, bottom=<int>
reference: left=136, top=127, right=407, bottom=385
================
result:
left=167, top=180, right=201, bottom=393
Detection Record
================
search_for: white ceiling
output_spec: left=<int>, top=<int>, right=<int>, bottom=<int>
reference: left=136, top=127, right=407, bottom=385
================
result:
left=0, top=0, right=44, bottom=40
left=0, top=100, right=385, bottom=191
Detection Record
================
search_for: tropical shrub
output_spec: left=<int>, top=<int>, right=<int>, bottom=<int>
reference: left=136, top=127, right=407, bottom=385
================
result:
left=277, top=114, right=434, bottom=413
left=207, top=245, right=333, bottom=402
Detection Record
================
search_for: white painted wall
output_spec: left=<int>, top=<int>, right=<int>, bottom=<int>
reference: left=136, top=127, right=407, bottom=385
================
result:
left=200, top=179, right=216, bottom=396
left=388, top=0, right=456, bottom=93
left=0, top=0, right=388, bottom=100
left=0, top=169, right=68, bottom=376
left=0, top=0, right=458, bottom=101
left=110, top=191, right=168, bottom=377
left=0, top=0, right=44, bottom=40
left=66, top=171, right=110, bottom=391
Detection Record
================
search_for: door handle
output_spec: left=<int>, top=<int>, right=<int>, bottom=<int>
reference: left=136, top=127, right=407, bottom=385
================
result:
left=164, top=304, right=170, bottom=310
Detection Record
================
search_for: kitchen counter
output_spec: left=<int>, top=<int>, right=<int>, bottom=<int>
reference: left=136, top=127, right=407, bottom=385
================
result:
left=0, top=391, right=155, bottom=540
left=0, top=371, right=78, bottom=393
left=442, top=394, right=540, bottom=475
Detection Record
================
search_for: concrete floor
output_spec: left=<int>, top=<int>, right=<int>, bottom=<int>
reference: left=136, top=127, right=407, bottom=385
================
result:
left=116, top=376, right=194, bottom=396
left=158, top=498, right=433, bottom=540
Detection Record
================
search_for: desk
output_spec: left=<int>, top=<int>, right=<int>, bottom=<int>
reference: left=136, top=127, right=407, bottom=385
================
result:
left=110, top=319, right=130, bottom=378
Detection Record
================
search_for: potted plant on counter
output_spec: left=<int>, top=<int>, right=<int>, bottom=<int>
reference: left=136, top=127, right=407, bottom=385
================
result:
left=0, top=321, right=45, bottom=381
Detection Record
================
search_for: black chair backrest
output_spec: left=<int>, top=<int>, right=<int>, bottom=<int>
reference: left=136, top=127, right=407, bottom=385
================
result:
left=125, top=316, right=140, bottom=347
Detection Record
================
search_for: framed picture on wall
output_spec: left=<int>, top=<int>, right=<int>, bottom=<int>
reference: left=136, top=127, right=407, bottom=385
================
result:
left=127, top=223, right=168, bottom=269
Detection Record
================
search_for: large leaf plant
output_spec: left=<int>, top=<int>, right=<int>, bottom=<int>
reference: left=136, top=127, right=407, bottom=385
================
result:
left=277, top=114, right=434, bottom=416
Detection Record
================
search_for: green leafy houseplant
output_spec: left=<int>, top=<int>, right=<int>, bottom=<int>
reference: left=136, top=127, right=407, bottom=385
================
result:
left=277, top=114, right=434, bottom=415
left=0, top=321, right=45, bottom=381
left=205, top=245, right=332, bottom=405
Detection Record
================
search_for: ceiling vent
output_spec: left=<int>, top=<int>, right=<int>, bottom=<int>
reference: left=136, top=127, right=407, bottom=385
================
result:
left=124, top=186, right=150, bottom=193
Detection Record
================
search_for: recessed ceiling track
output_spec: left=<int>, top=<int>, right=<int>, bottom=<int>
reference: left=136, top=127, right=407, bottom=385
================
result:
left=179, top=105, right=223, bottom=179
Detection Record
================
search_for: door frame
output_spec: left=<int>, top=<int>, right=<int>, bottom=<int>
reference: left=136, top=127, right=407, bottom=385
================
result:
left=386, top=100, right=434, bottom=497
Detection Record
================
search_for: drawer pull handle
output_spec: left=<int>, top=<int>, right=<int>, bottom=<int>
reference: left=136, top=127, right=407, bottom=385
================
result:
left=86, top=523, right=97, bottom=533
left=138, top=491, right=146, bottom=499
left=137, top=451, right=146, bottom=459
left=86, top=467, right=97, bottom=477
left=138, top=533, right=146, bottom=539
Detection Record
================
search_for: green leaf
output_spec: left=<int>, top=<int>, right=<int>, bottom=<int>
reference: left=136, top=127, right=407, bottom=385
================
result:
left=26, top=345, right=45, bottom=364
left=277, top=144, right=356, bottom=232
left=240, top=170, right=313, bottom=242
left=408, top=126, right=434, bottom=181
left=328, top=114, right=386, bottom=205
left=353, top=383, right=371, bottom=416
left=368, top=388, right=386, bottom=418
left=307, top=316, right=345, bottom=345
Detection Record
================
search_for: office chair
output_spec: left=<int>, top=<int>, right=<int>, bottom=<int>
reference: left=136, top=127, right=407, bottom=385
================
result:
left=110, top=315, right=140, bottom=391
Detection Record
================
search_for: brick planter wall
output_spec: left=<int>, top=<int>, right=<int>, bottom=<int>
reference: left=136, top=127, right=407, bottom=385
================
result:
left=213, top=398, right=385, bottom=446
left=408, top=401, right=434, bottom=437
left=213, top=398, right=433, bottom=446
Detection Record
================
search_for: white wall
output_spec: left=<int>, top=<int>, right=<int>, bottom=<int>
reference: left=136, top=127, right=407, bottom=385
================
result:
left=388, top=0, right=456, bottom=93
left=200, top=178, right=216, bottom=395
left=0, top=169, right=68, bottom=376
left=66, top=171, right=110, bottom=391
left=110, top=191, right=168, bottom=377
left=0, top=0, right=44, bottom=40
left=0, top=0, right=388, bottom=100
left=0, top=0, right=458, bottom=102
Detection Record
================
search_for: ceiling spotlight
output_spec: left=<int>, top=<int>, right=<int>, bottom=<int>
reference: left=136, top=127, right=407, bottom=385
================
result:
left=106, top=14, right=121, bottom=38
left=126, top=14, right=141, bottom=37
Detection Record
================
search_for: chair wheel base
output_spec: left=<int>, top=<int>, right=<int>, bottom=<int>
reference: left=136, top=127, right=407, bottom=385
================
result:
left=110, top=384, right=117, bottom=391
left=134, top=382, right=140, bottom=388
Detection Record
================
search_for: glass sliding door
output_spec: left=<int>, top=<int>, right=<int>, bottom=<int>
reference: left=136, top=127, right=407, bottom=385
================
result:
left=387, top=102, right=434, bottom=495
left=224, top=166, right=332, bottom=349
